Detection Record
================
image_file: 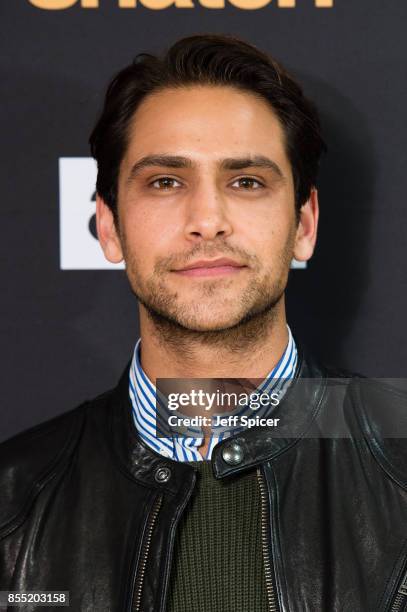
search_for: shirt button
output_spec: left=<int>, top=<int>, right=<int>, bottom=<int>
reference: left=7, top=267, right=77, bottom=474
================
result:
left=221, top=441, right=244, bottom=465
left=155, top=466, right=172, bottom=483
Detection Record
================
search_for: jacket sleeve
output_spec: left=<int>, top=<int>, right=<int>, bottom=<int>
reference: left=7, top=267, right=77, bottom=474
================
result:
left=0, top=405, right=85, bottom=588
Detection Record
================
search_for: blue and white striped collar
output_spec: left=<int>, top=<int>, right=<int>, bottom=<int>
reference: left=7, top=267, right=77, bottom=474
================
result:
left=129, top=325, right=298, bottom=462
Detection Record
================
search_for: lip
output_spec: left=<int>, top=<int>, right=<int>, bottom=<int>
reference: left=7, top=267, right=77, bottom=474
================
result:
left=172, top=258, right=247, bottom=278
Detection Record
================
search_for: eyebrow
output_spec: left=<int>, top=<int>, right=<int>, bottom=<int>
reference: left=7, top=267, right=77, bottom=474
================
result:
left=126, top=154, right=285, bottom=183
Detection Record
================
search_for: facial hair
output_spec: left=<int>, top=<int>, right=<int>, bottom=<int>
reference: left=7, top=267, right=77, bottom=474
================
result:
left=120, top=232, right=295, bottom=356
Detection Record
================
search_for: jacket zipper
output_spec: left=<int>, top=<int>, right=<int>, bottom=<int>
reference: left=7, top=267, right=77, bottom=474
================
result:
left=158, top=470, right=197, bottom=612
left=130, top=493, right=163, bottom=612
left=257, top=467, right=279, bottom=612
left=390, top=569, right=407, bottom=612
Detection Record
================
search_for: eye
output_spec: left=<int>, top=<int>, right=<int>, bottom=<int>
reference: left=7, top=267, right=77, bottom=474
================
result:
left=231, top=177, right=264, bottom=190
left=150, top=177, right=182, bottom=190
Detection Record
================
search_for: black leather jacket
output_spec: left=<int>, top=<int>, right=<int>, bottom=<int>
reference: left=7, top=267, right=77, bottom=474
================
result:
left=1, top=346, right=407, bottom=612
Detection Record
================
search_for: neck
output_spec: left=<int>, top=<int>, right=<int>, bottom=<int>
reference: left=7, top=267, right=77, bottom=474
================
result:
left=137, top=296, right=289, bottom=384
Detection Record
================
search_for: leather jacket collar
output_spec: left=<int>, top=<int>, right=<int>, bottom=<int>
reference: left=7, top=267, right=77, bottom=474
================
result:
left=109, top=344, right=328, bottom=486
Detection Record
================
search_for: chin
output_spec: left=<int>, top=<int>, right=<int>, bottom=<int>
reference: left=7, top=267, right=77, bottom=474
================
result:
left=182, top=322, right=235, bottom=333
left=175, top=311, right=247, bottom=332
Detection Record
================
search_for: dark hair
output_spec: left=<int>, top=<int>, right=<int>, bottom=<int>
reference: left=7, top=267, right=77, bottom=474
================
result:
left=89, top=34, right=326, bottom=225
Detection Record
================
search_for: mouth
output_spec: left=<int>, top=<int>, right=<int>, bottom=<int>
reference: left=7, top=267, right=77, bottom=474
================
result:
left=172, top=258, right=248, bottom=278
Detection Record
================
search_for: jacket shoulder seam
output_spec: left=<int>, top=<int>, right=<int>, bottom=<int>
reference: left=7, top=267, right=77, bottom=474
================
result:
left=350, top=380, right=407, bottom=491
left=0, top=403, right=87, bottom=538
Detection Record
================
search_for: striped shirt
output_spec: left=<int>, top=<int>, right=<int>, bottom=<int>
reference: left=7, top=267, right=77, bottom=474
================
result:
left=129, top=325, right=298, bottom=461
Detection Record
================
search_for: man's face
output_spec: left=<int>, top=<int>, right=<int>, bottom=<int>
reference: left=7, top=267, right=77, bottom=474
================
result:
left=100, top=85, right=313, bottom=332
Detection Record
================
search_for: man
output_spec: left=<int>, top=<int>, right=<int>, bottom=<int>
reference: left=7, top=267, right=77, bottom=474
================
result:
left=1, top=34, right=407, bottom=612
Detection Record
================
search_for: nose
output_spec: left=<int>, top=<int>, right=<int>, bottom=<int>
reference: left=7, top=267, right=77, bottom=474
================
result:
left=183, top=180, right=233, bottom=242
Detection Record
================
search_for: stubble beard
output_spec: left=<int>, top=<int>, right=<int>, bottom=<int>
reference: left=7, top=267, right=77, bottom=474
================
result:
left=121, top=238, right=295, bottom=356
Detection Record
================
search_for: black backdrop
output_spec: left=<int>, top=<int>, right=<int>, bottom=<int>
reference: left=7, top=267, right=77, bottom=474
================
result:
left=1, top=0, right=406, bottom=442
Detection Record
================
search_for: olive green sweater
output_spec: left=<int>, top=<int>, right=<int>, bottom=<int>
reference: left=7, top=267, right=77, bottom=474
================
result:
left=167, top=460, right=269, bottom=612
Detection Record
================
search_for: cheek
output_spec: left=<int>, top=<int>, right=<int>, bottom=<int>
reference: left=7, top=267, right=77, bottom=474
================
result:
left=121, top=209, right=177, bottom=270
left=127, top=200, right=180, bottom=242
left=239, top=210, right=292, bottom=253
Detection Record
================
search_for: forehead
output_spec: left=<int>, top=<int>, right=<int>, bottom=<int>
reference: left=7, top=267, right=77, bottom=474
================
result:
left=122, top=85, right=290, bottom=171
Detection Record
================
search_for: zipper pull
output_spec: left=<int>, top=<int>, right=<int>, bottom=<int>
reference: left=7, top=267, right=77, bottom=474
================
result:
left=390, top=568, right=407, bottom=612
left=398, top=570, right=407, bottom=597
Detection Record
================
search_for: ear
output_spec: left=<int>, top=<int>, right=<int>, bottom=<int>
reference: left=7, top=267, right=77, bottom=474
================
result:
left=293, top=188, right=319, bottom=262
left=96, top=195, right=124, bottom=263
